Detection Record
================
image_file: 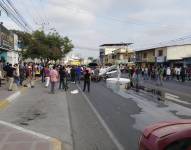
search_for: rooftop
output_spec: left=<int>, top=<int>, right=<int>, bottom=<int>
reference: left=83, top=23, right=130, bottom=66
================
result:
left=100, top=43, right=133, bottom=47
left=136, top=39, right=191, bottom=52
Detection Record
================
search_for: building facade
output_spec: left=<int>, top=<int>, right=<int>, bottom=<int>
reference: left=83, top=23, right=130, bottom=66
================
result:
left=136, top=48, right=155, bottom=67
left=0, top=23, right=19, bottom=64
left=135, top=44, right=191, bottom=67
left=99, top=43, right=134, bottom=66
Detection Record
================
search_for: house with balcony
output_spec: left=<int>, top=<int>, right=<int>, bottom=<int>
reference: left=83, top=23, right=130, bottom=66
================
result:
left=99, top=43, right=134, bottom=65
left=135, top=48, right=155, bottom=67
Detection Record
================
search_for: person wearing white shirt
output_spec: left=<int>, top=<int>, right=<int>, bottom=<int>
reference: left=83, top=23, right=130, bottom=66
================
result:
left=166, top=67, right=171, bottom=80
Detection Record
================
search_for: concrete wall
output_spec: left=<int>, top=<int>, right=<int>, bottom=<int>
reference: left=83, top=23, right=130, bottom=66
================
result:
left=167, top=45, right=191, bottom=60
left=104, top=47, right=116, bottom=55
left=7, top=51, right=19, bottom=65
left=139, top=50, right=155, bottom=62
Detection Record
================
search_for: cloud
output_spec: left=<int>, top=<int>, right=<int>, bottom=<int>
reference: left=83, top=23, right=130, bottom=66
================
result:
left=2, top=0, right=191, bottom=58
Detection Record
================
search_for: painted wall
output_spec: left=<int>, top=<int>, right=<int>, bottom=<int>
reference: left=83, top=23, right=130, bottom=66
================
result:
left=7, top=51, right=19, bottom=65
left=0, top=51, right=7, bottom=62
left=167, top=45, right=191, bottom=60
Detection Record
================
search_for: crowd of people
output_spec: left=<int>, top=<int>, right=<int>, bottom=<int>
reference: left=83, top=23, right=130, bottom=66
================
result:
left=0, top=60, right=92, bottom=93
left=1, top=59, right=191, bottom=94
left=120, top=65, right=191, bottom=86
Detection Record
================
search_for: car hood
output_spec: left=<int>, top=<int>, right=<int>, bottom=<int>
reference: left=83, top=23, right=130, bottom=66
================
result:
left=143, top=120, right=191, bottom=138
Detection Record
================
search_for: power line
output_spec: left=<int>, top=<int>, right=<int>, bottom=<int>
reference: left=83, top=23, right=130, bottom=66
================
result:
left=4, top=0, right=32, bottom=30
left=0, top=0, right=32, bottom=31
left=29, top=0, right=50, bottom=31
left=0, top=1, right=27, bottom=31
left=136, top=33, right=191, bottom=51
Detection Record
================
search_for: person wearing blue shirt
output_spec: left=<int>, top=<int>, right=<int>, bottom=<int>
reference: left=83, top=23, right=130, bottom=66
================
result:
left=75, top=66, right=81, bottom=83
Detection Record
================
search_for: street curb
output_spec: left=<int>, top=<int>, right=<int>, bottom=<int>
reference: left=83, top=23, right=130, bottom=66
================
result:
left=0, top=120, right=62, bottom=150
left=0, top=90, right=21, bottom=110
left=0, top=79, right=38, bottom=110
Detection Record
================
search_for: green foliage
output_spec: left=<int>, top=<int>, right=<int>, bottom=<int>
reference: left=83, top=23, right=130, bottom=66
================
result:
left=13, top=30, right=74, bottom=61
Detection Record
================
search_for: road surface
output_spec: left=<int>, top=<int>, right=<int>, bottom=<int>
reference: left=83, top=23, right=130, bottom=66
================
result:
left=0, top=80, right=191, bottom=150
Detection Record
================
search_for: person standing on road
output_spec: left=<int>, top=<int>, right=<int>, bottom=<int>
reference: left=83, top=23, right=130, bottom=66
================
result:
left=144, top=67, right=149, bottom=80
left=176, top=67, right=181, bottom=81
left=59, top=66, right=68, bottom=90
left=49, top=65, right=59, bottom=94
left=6, top=64, right=15, bottom=91
left=19, top=63, right=26, bottom=86
left=158, top=67, right=163, bottom=86
left=75, top=66, right=81, bottom=83
left=70, top=66, right=76, bottom=83
left=166, top=67, right=171, bottom=80
left=41, top=65, right=45, bottom=83
left=13, top=64, right=20, bottom=86
left=26, top=63, right=35, bottom=88
left=83, top=69, right=91, bottom=92
left=44, top=65, right=50, bottom=88
left=180, top=66, right=186, bottom=82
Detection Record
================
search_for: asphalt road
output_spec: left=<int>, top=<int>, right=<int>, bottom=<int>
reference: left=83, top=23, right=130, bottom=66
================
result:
left=66, top=84, right=118, bottom=150
left=0, top=80, right=191, bottom=150
left=75, top=80, right=191, bottom=150
left=76, top=82, right=141, bottom=150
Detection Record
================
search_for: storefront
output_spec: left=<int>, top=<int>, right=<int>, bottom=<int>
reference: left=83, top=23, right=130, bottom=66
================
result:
left=0, top=23, right=14, bottom=63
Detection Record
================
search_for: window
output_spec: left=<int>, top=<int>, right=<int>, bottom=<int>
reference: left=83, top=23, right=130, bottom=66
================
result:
left=143, top=53, right=147, bottom=58
left=165, top=138, right=191, bottom=150
left=158, top=50, right=163, bottom=56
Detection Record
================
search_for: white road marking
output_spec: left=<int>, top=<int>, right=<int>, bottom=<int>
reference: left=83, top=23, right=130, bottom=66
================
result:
left=0, top=120, right=51, bottom=140
left=165, top=93, right=180, bottom=99
left=76, top=84, right=125, bottom=150
left=165, top=93, right=191, bottom=105
left=6, top=91, right=21, bottom=102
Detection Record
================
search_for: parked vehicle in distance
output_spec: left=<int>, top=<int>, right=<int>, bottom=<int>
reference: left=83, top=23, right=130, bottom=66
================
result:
left=139, top=120, right=191, bottom=150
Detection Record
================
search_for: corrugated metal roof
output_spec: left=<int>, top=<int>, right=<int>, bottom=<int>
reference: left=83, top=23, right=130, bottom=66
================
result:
left=100, top=43, right=133, bottom=47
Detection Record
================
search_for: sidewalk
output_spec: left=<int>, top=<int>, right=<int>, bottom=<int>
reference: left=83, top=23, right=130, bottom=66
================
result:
left=0, top=120, right=61, bottom=150
left=139, top=79, right=191, bottom=99
left=0, top=86, right=15, bottom=100
left=0, top=80, right=62, bottom=150
left=0, top=80, right=26, bottom=110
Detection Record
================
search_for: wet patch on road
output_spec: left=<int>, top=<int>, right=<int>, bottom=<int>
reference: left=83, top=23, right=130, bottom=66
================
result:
left=106, top=81, right=191, bottom=132
left=12, top=109, right=47, bottom=126
left=11, top=99, right=48, bottom=126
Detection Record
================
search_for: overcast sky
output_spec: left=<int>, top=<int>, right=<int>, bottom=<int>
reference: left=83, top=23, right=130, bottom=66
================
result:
left=1, top=0, right=191, bottom=58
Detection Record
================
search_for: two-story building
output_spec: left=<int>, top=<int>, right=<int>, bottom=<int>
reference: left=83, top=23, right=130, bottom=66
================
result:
left=135, top=43, right=191, bottom=67
left=135, top=48, right=155, bottom=67
left=99, top=43, right=134, bottom=65
left=0, top=23, right=19, bottom=64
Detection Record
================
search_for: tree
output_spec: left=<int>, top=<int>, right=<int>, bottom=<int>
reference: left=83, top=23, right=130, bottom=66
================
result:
left=61, top=37, right=74, bottom=57
left=13, top=30, right=74, bottom=62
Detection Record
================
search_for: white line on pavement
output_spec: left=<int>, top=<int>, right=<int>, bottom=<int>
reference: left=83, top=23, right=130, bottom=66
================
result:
left=0, top=120, right=51, bottom=140
left=6, top=91, right=21, bottom=102
left=76, top=84, right=125, bottom=150
left=165, top=93, right=180, bottom=99
left=165, top=94, right=191, bottom=105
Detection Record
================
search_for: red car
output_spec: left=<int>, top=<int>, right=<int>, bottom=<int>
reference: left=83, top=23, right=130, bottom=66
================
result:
left=139, top=120, right=191, bottom=150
